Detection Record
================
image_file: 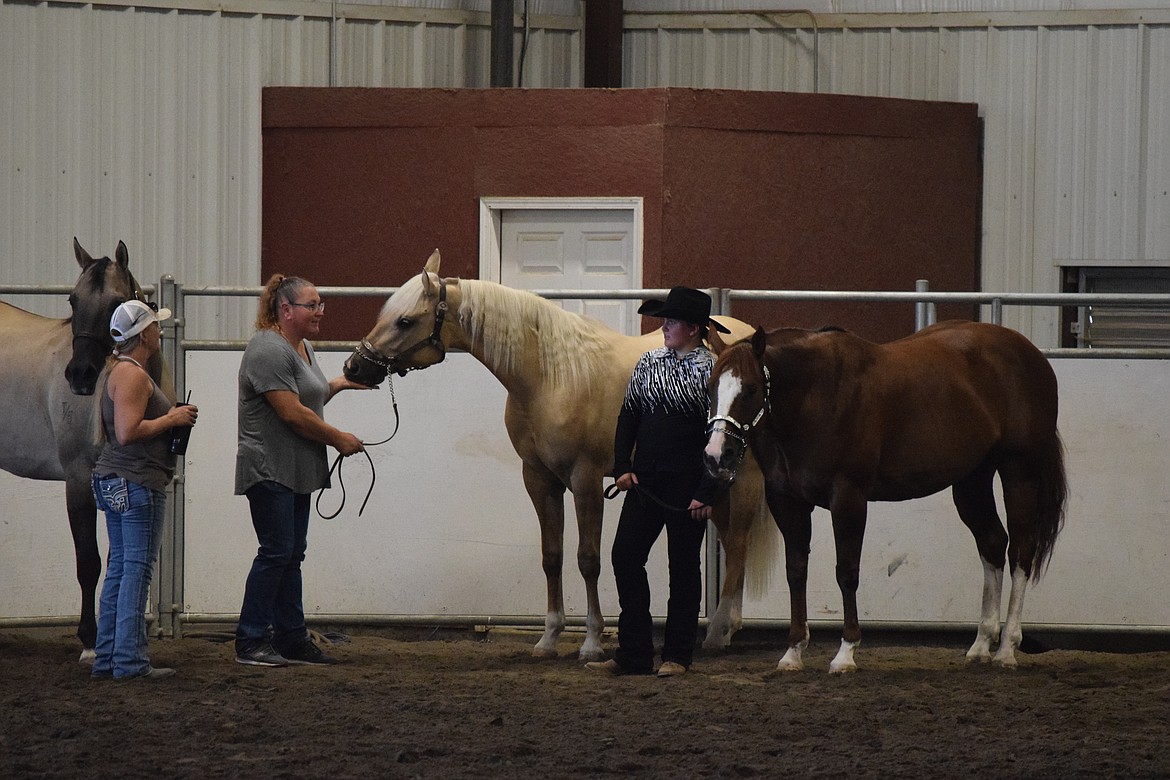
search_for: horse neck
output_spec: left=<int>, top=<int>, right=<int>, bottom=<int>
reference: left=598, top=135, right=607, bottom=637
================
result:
left=454, top=279, right=612, bottom=395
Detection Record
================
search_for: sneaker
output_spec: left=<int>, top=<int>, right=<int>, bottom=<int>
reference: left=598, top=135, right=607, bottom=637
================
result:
left=235, top=643, right=289, bottom=667
left=281, top=640, right=340, bottom=666
left=584, top=659, right=653, bottom=676
left=119, top=666, right=176, bottom=680
left=657, top=661, right=687, bottom=678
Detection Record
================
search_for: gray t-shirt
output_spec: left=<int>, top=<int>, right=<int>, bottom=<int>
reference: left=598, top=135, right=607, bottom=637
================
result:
left=234, top=329, right=331, bottom=495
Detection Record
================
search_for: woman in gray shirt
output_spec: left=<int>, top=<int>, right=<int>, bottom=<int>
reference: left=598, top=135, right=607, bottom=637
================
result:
left=233, top=275, right=368, bottom=668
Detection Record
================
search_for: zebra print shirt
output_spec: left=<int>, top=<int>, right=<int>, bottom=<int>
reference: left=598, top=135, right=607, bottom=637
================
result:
left=621, top=346, right=714, bottom=417
left=613, top=346, right=720, bottom=503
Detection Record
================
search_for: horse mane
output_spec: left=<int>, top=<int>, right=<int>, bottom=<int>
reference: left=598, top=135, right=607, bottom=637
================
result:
left=456, top=280, right=616, bottom=390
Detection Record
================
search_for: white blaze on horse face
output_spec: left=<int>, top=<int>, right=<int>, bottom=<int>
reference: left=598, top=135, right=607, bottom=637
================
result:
left=704, top=370, right=745, bottom=465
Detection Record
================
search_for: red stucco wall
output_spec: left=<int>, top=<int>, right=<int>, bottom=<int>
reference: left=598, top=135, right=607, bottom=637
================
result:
left=262, top=87, right=981, bottom=343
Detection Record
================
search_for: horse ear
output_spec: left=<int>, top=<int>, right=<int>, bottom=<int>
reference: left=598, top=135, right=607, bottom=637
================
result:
left=751, top=326, right=768, bottom=358
left=73, top=237, right=94, bottom=269
left=115, top=240, right=129, bottom=269
left=424, top=249, right=441, bottom=275
left=708, top=325, right=728, bottom=355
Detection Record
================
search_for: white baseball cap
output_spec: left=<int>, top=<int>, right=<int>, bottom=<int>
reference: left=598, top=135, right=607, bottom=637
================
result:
left=110, top=299, right=172, bottom=343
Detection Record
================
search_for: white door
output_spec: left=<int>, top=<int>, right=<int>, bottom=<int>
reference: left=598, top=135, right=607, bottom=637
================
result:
left=498, top=208, right=639, bottom=335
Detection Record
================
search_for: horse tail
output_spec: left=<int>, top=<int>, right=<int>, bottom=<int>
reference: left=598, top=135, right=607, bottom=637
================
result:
left=1030, top=429, right=1068, bottom=578
left=744, top=491, right=779, bottom=599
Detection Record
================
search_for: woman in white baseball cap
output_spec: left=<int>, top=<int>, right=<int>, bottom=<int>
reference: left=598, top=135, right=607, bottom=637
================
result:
left=90, top=299, right=198, bottom=680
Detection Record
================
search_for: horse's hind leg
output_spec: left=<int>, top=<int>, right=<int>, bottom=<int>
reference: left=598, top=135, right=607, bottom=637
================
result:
left=522, top=463, right=569, bottom=659
left=952, top=464, right=1009, bottom=664
left=569, top=478, right=606, bottom=662
left=994, top=458, right=1047, bottom=668
left=66, top=476, right=101, bottom=662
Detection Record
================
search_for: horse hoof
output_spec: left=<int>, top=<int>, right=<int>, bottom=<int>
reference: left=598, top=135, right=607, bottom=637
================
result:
left=829, top=662, right=858, bottom=674
left=774, top=659, right=803, bottom=672
left=964, top=651, right=992, bottom=664
left=531, top=646, right=559, bottom=660
left=578, top=648, right=605, bottom=663
left=78, top=648, right=96, bottom=665
left=991, top=654, right=1019, bottom=669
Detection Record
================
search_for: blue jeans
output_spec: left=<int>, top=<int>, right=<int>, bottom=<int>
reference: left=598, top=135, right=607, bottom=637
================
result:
left=235, top=481, right=311, bottom=654
left=91, top=474, right=167, bottom=679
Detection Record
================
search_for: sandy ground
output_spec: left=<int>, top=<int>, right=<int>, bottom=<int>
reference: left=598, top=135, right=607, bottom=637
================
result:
left=2, top=625, right=1169, bottom=779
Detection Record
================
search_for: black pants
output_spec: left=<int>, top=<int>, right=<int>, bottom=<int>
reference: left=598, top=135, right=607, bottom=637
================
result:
left=611, top=482, right=707, bottom=671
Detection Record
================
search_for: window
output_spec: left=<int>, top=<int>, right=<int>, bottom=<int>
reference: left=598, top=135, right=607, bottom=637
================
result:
left=1061, top=266, right=1170, bottom=348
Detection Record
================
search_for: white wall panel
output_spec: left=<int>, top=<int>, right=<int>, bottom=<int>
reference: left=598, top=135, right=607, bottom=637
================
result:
left=1, top=1, right=581, bottom=338
left=624, top=12, right=1170, bottom=347
left=1147, top=25, right=1170, bottom=259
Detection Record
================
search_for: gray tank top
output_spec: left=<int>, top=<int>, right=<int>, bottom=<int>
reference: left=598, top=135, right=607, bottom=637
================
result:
left=94, top=359, right=176, bottom=492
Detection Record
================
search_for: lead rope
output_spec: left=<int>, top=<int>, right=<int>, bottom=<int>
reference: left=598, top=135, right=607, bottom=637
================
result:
left=315, top=376, right=400, bottom=520
left=603, top=481, right=701, bottom=514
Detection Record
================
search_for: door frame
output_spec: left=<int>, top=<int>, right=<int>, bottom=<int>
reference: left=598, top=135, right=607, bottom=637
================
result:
left=477, top=196, right=644, bottom=285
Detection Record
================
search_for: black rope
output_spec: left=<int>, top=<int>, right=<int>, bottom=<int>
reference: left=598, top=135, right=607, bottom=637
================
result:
left=603, top=481, right=695, bottom=514
left=315, top=377, right=400, bottom=520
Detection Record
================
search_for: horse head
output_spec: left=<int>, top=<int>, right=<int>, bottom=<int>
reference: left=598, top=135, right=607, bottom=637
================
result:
left=65, top=238, right=146, bottom=395
left=344, top=249, right=451, bottom=386
left=704, top=326, right=770, bottom=482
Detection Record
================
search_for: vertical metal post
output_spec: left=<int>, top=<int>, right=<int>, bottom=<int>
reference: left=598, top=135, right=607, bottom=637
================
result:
left=990, top=297, right=1003, bottom=325
left=915, top=279, right=929, bottom=331
left=703, top=288, right=726, bottom=617
left=491, top=0, right=515, bottom=87
left=157, top=276, right=186, bottom=640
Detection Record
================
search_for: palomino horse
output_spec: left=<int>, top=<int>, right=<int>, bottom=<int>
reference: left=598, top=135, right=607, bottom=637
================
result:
left=344, top=251, right=776, bottom=661
left=704, top=322, right=1067, bottom=672
left=0, top=239, right=164, bottom=660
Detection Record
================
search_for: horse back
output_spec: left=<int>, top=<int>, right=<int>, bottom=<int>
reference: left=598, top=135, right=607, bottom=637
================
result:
left=768, top=321, right=1058, bottom=503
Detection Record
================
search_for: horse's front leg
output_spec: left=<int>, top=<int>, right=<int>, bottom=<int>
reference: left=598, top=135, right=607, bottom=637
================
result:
left=522, top=463, right=567, bottom=659
left=65, top=475, right=100, bottom=662
left=569, top=480, right=606, bottom=662
left=703, top=496, right=743, bottom=651
left=769, top=493, right=813, bottom=672
left=828, top=491, right=868, bottom=674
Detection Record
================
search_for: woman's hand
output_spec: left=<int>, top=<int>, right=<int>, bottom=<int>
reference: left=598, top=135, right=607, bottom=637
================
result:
left=688, top=500, right=711, bottom=522
left=614, top=472, right=639, bottom=492
left=169, top=403, right=198, bottom=428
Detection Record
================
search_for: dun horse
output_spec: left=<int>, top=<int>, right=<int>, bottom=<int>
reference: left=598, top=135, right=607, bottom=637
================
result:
left=344, top=251, right=776, bottom=660
left=704, top=322, right=1067, bottom=672
left=0, top=239, right=164, bottom=660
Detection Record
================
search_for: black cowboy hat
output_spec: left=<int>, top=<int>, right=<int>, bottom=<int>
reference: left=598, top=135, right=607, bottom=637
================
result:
left=638, top=286, right=731, bottom=333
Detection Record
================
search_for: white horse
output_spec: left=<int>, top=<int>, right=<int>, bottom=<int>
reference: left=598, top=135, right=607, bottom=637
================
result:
left=343, top=251, right=777, bottom=660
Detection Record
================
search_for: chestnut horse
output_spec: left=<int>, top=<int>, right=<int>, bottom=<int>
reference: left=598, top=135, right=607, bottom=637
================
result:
left=0, top=239, right=165, bottom=661
left=704, top=322, right=1067, bottom=672
left=343, top=251, right=777, bottom=660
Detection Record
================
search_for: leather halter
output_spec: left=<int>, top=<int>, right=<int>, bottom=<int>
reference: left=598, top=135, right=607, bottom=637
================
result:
left=355, top=277, right=449, bottom=381
left=706, top=364, right=771, bottom=479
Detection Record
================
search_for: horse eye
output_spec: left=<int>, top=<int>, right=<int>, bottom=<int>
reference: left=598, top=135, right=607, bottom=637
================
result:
left=396, top=316, right=413, bottom=329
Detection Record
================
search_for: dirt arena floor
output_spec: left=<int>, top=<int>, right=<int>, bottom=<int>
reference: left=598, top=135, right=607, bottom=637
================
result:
left=2, top=625, right=1169, bottom=779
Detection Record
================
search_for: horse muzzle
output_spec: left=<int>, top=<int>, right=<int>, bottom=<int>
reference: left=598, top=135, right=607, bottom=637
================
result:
left=343, top=346, right=389, bottom=388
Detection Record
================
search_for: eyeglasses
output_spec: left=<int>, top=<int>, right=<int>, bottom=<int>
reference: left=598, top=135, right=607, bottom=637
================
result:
left=287, top=300, right=325, bottom=313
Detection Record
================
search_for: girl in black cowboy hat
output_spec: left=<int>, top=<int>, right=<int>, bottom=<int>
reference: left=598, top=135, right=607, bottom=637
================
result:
left=587, top=287, right=729, bottom=678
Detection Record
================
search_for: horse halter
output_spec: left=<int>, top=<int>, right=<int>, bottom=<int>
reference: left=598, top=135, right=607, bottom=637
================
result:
left=353, top=277, right=449, bottom=382
left=706, top=364, right=772, bottom=478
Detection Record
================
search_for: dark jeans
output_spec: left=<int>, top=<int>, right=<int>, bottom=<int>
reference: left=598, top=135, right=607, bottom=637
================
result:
left=235, top=481, right=311, bottom=654
left=611, top=482, right=707, bottom=671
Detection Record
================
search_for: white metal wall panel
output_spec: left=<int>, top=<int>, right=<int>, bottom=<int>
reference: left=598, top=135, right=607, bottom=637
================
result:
left=1, top=1, right=581, bottom=339
left=1148, top=25, right=1170, bottom=260
left=623, top=13, right=1170, bottom=347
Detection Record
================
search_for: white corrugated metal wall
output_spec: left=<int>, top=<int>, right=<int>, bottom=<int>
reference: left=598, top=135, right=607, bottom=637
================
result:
left=624, top=5, right=1170, bottom=346
left=2, top=1, right=1168, bottom=341
left=0, top=0, right=583, bottom=337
